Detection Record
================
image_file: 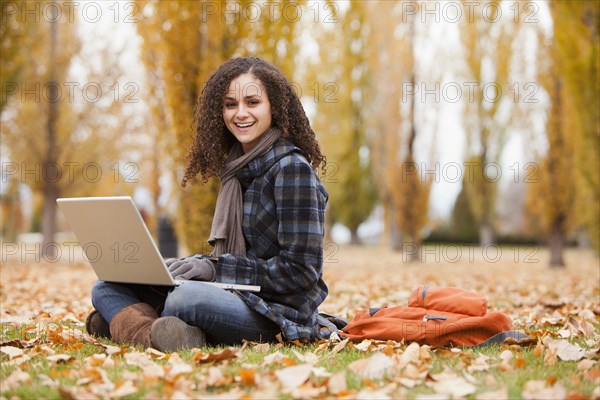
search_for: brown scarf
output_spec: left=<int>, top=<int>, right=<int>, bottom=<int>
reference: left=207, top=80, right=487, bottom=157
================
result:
left=209, top=127, right=282, bottom=256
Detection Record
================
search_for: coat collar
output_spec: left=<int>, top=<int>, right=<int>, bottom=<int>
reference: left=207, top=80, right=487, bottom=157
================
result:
left=236, top=138, right=303, bottom=180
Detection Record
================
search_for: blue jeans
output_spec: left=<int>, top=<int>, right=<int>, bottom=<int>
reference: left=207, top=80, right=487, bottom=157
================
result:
left=91, top=281, right=280, bottom=345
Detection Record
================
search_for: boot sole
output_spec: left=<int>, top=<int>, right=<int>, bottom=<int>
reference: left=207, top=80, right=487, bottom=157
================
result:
left=150, top=317, right=206, bottom=352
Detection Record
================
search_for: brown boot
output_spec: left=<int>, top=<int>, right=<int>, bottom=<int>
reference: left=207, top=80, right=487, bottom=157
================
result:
left=85, top=309, right=111, bottom=339
left=109, top=303, right=206, bottom=352
left=109, top=303, right=157, bottom=348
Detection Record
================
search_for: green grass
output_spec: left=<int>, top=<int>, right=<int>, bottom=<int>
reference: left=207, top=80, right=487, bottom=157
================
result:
left=1, top=322, right=598, bottom=399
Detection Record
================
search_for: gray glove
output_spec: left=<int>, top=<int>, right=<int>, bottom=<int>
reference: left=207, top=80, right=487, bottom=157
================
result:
left=164, top=258, right=178, bottom=267
left=167, top=257, right=216, bottom=281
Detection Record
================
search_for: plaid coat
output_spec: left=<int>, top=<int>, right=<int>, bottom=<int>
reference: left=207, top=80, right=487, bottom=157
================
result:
left=213, top=138, right=329, bottom=340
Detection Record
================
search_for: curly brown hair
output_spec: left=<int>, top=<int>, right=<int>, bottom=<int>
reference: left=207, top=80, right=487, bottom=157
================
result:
left=182, top=57, right=326, bottom=186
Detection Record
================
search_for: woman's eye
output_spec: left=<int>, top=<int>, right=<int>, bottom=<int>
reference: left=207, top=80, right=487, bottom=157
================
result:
left=225, top=103, right=236, bottom=108
left=248, top=100, right=259, bottom=105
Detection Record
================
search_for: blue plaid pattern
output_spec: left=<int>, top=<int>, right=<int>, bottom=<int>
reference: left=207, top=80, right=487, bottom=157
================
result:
left=213, top=138, right=329, bottom=340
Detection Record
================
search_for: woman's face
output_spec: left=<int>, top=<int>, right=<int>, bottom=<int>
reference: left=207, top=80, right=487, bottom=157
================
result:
left=223, top=73, right=272, bottom=153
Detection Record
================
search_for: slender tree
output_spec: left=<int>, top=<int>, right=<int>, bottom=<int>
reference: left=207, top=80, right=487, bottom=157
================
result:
left=304, top=0, right=378, bottom=245
left=458, top=0, right=518, bottom=246
left=527, top=1, right=599, bottom=266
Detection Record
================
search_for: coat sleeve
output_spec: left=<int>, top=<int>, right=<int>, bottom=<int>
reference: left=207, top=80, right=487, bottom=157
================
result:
left=213, top=160, right=327, bottom=294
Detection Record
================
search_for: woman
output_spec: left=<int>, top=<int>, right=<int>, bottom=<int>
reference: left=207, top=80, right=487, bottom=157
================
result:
left=87, top=57, right=329, bottom=351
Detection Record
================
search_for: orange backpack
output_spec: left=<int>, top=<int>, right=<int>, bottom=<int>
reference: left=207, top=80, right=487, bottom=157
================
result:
left=341, top=285, right=512, bottom=347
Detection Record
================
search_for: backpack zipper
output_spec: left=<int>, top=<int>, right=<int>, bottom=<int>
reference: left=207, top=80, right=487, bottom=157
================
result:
left=423, top=314, right=447, bottom=322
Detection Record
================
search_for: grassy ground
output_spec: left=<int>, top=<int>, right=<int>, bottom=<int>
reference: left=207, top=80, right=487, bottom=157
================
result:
left=1, top=245, right=599, bottom=399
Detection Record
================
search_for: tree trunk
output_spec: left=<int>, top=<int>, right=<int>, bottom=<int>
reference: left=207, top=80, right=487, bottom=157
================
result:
left=350, top=229, right=361, bottom=245
left=42, top=20, right=59, bottom=259
left=390, top=218, right=403, bottom=251
left=549, top=222, right=566, bottom=267
left=479, top=221, right=495, bottom=246
left=41, top=183, right=59, bottom=258
left=409, top=241, right=420, bottom=262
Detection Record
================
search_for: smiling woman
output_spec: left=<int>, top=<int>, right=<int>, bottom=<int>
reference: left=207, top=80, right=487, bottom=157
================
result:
left=86, top=57, right=331, bottom=351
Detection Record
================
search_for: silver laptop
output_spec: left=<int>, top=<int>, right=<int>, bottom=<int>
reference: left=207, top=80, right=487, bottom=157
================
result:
left=57, top=196, right=260, bottom=292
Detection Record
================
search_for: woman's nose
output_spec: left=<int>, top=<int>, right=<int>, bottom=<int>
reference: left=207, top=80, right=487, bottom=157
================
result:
left=236, top=104, right=249, bottom=117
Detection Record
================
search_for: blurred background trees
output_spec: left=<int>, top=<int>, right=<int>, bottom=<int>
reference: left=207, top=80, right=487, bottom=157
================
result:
left=1, top=0, right=598, bottom=267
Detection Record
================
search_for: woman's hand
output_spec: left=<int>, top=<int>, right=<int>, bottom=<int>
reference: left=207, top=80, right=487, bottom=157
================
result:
left=167, top=257, right=216, bottom=281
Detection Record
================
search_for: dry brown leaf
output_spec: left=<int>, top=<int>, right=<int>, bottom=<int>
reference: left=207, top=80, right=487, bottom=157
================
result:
left=432, top=375, right=476, bottom=398
left=522, top=380, right=567, bottom=400
left=577, top=359, right=597, bottom=371
left=59, top=386, right=100, bottom=400
left=584, top=367, right=600, bottom=382
left=398, top=342, right=421, bottom=368
left=291, top=349, right=319, bottom=365
left=0, top=339, right=36, bottom=348
left=327, top=371, right=348, bottom=395
left=253, top=342, right=271, bottom=352
left=108, top=380, right=138, bottom=398
left=100, top=343, right=124, bottom=355
left=275, top=363, right=313, bottom=391
left=514, top=355, right=526, bottom=369
left=476, top=387, right=509, bottom=400
left=46, top=353, right=74, bottom=364
left=1, top=369, right=32, bottom=390
left=146, top=347, right=169, bottom=359
left=330, top=338, right=349, bottom=356
left=533, top=341, right=545, bottom=357
left=262, top=350, right=296, bottom=367
left=543, top=338, right=586, bottom=361
left=0, top=345, right=30, bottom=365
left=348, top=352, right=394, bottom=380
left=467, top=354, right=491, bottom=373
left=193, top=347, right=239, bottom=364
left=355, top=339, right=373, bottom=352
left=206, top=366, right=228, bottom=387
left=238, top=368, right=256, bottom=386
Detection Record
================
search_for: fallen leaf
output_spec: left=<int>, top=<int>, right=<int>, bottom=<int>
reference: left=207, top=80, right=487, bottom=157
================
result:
left=543, top=338, right=586, bottom=361
left=398, top=342, right=422, bottom=368
left=192, top=347, right=239, bottom=364
left=514, top=355, right=526, bottom=369
left=330, top=338, right=349, bottom=356
left=100, top=343, right=124, bottom=355
left=577, top=359, right=596, bottom=371
left=349, top=352, right=394, bottom=380
left=46, top=354, right=73, bottom=364
left=238, top=369, right=256, bottom=386
left=108, top=380, right=138, bottom=398
left=0, top=339, right=36, bottom=348
left=522, top=380, right=567, bottom=400
left=355, top=339, right=373, bottom=352
left=206, top=366, right=228, bottom=386
left=432, top=375, right=476, bottom=398
left=275, top=363, right=313, bottom=391
left=59, top=386, right=100, bottom=400
left=327, top=371, right=347, bottom=394
left=476, top=387, right=509, bottom=400
left=1, top=369, right=32, bottom=390
left=253, top=342, right=270, bottom=352
left=262, top=351, right=296, bottom=366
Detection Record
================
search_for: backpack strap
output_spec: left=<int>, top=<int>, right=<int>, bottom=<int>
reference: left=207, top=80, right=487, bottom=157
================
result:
left=471, top=330, right=530, bottom=348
